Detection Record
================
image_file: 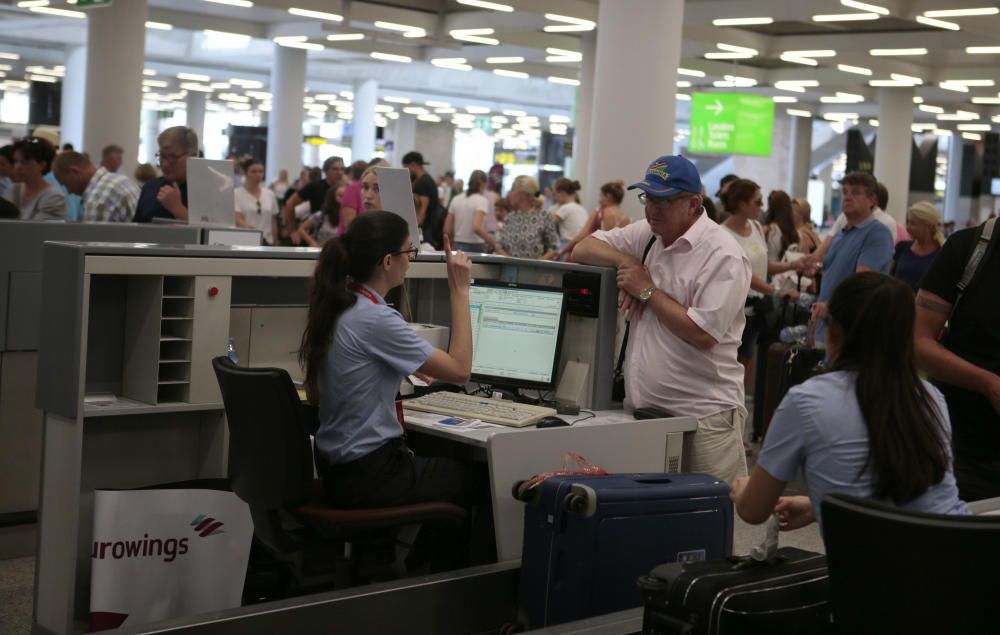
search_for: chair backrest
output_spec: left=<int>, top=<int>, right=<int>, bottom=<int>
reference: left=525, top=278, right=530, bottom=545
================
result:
left=212, top=356, right=313, bottom=510
left=821, top=494, right=1000, bottom=633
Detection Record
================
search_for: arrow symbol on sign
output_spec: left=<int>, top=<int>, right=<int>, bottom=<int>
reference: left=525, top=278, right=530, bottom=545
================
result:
left=706, top=99, right=723, bottom=115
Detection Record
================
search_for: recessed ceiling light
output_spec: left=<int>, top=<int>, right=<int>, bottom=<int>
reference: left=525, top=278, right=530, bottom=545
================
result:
left=813, top=12, right=880, bottom=21
left=29, top=6, right=85, bottom=17
left=145, top=21, right=173, bottom=30
left=925, top=7, right=999, bottom=17
left=431, top=58, right=473, bottom=71
left=781, top=54, right=818, bottom=66
left=486, top=56, right=524, bottom=64
left=449, top=28, right=499, bottom=45
left=962, top=132, right=983, bottom=140
left=676, top=93, right=691, bottom=101
left=202, top=0, right=253, bottom=7
left=326, top=33, right=365, bottom=41
left=966, top=46, right=1000, bottom=54
left=177, top=72, right=211, bottom=81
left=456, top=0, right=513, bottom=11
left=288, top=7, right=343, bottom=21
left=273, top=36, right=324, bottom=50
left=919, top=104, right=945, bottom=113
left=543, top=14, right=596, bottom=32
left=678, top=68, right=706, bottom=78
left=870, top=48, right=928, bottom=56
left=958, top=123, right=991, bottom=131
left=869, top=80, right=917, bottom=86
left=837, top=64, right=873, bottom=75
left=466, top=106, right=491, bottom=114
left=373, top=21, right=426, bottom=38
left=787, top=109, right=813, bottom=117
left=717, top=43, right=758, bottom=54
left=891, top=73, right=923, bottom=84
left=916, top=16, right=960, bottom=30
left=841, top=1, right=889, bottom=15
left=773, top=96, right=798, bottom=103
left=712, top=17, right=774, bottom=26
left=548, top=76, right=580, bottom=86
left=0, top=53, right=20, bottom=60
left=677, top=80, right=691, bottom=88
left=494, top=69, right=528, bottom=79
left=705, top=52, right=755, bottom=59
left=972, top=97, right=1000, bottom=104
left=383, top=96, right=411, bottom=104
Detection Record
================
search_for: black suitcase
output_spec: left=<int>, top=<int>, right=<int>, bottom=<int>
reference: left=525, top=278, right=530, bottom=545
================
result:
left=638, top=547, right=831, bottom=635
left=758, top=344, right=826, bottom=440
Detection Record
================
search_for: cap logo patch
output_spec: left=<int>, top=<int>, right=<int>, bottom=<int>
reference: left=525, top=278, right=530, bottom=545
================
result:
left=647, top=162, right=671, bottom=180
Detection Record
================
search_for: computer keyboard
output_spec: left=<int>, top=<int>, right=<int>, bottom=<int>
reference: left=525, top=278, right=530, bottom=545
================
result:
left=404, top=391, right=557, bottom=427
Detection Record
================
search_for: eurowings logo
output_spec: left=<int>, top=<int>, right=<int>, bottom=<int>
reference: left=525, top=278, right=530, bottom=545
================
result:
left=191, top=514, right=225, bottom=537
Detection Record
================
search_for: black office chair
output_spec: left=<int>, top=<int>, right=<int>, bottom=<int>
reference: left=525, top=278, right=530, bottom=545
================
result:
left=821, top=494, right=1000, bottom=634
left=211, top=356, right=467, bottom=595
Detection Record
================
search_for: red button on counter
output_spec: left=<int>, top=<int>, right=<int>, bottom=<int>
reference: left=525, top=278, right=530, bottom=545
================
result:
left=209, top=287, right=219, bottom=297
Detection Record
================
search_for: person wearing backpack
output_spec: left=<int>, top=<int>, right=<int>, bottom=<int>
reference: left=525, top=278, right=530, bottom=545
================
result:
left=916, top=216, right=1000, bottom=501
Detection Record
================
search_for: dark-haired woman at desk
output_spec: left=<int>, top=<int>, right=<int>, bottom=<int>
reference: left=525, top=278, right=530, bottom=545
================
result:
left=300, top=212, right=473, bottom=516
left=731, top=272, right=968, bottom=529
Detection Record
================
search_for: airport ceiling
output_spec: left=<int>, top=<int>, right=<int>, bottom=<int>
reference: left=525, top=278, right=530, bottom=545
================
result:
left=2, top=0, right=1000, bottom=135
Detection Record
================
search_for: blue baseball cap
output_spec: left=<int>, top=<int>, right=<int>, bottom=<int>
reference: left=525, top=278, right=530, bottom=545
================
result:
left=627, top=155, right=702, bottom=197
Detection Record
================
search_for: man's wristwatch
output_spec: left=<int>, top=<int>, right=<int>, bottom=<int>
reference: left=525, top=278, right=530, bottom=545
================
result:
left=638, top=286, right=657, bottom=303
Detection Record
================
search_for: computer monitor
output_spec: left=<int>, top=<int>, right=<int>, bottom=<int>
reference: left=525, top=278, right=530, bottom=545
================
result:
left=468, top=281, right=567, bottom=390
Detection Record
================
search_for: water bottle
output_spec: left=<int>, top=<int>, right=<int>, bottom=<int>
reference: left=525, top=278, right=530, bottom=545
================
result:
left=226, top=337, right=239, bottom=364
left=780, top=324, right=810, bottom=344
left=797, top=292, right=816, bottom=309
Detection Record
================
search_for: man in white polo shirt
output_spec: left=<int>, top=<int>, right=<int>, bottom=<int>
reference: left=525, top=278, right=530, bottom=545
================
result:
left=573, top=155, right=752, bottom=483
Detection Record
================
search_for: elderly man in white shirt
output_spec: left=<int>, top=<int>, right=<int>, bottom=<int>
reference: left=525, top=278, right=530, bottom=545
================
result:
left=573, top=155, right=752, bottom=484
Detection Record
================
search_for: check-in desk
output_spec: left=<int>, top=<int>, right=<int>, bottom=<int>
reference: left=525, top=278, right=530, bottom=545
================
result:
left=33, top=242, right=694, bottom=634
left=0, top=221, right=258, bottom=559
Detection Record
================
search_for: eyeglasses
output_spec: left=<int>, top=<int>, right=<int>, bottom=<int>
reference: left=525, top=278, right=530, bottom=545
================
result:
left=638, top=192, right=675, bottom=208
left=255, top=200, right=262, bottom=214
left=392, top=247, right=420, bottom=260
left=156, top=151, right=186, bottom=164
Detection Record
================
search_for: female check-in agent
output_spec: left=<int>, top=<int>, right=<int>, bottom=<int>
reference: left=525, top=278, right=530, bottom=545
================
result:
left=300, top=211, right=474, bottom=514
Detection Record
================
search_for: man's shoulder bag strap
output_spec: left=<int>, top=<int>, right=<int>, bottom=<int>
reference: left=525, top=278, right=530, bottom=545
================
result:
left=949, top=216, right=998, bottom=327
left=615, top=236, right=658, bottom=375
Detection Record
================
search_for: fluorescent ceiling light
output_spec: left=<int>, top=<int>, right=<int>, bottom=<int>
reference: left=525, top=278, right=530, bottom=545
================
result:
left=28, top=74, right=58, bottom=83
left=230, top=78, right=263, bottom=88
left=919, top=104, right=945, bottom=113
left=179, top=82, right=214, bottom=92
left=202, top=0, right=253, bottom=7
left=288, top=7, right=343, bottom=21
left=203, top=29, right=252, bottom=47
left=273, top=36, right=323, bottom=50
left=937, top=112, right=979, bottom=121
left=494, top=69, right=528, bottom=79
left=891, top=73, right=923, bottom=84
left=972, top=97, right=1000, bottom=104
left=705, top=52, right=754, bottom=59
left=373, top=21, right=426, bottom=38
left=813, top=12, right=879, bottom=21
left=383, top=96, right=410, bottom=104
left=486, top=56, right=524, bottom=64
left=958, top=123, right=991, bottom=131
left=450, top=28, right=499, bottom=45
left=916, top=16, right=960, bottom=29
left=717, top=43, right=758, bottom=54
left=425, top=100, right=450, bottom=108
left=0, top=53, right=20, bottom=60
left=503, top=109, right=526, bottom=117
left=944, top=79, right=995, bottom=86
left=823, top=112, right=859, bottom=121
left=402, top=106, right=428, bottom=115
left=868, top=80, right=914, bottom=86
left=773, top=96, right=798, bottom=103
left=939, top=82, right=970, bottom=92
left=870, top=48, right=927, bottom=55
left=838, top=64, right=873, bottom=75
left=177, top=72, right=211, bottom=81
left=142, top=79, right=169, bottom=88
left=549, top=114, right=571, bottom=123
left=712, top=17, right=774, bottom=26
left=775, top=80, right=819, bottom=92
left=17, top=1, right=49, bottom=7
left=466, top=106, right=491, bottom=114
left=545, top=47, right=582, bottom=63
left=678, top=68, right=706, bottom=77
left=821, top=92, right=865, bottom=103
left=925, top=7, right=998, bottom=17
left=781, top=54, right=818, bottom=66
left=967, top=46, right=1000, bottom=54
left=962, top=132, right=983, bottom=140
left=457, top=0, right=513, bottom=11
left=677, top=80, right=692, bottom=88
left=544, top=13, right=596, bottom=32
left=431, top=57, right=473, bottom=71
left=911, top=123, right=936, bottom=131
left=782, top=49, right=837, bottom=57
left=913, top=96, right=924, bottom=103
left=145, top=21, right=173, bottom=30
left=676, top=93, right=691, bottom=101
left=841, top=0, right=889, bottom=14
left=417, top=114, right=442, bottom=123
left=29, top=6, right=85, bottom=17
left=326, top=33, right=365, bottom=41
left=787, top=109, right=813, bottom=117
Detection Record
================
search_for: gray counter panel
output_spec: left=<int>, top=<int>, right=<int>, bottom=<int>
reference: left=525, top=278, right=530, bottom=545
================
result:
left=36, top=243, right=86, bottom=418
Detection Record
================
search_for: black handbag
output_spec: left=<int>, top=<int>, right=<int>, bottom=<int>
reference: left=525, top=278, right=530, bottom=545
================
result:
left=612, top=236, right=657, bottom=402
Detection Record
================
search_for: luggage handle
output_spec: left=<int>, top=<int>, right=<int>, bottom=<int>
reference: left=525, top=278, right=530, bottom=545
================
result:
left=643, top=610, right=695, bottom=634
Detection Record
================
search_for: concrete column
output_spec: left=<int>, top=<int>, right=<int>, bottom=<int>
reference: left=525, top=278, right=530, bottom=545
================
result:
left=819, top=163, right=834, bottom=225
left=392, top=114, right=417, bottom=165
left=873, top=86, right=914, bottom=222
left=587, top=0, right=683, bottom=219
left=305, top=122, right=321, bottom=167
left=60, top=44, right=87, bottom=151
left=265, top=44, right=307, bottom=182
left=352, top=78, right=377, bottom=163
left=185, top=91, right=206, bottom=151
left=82, top=0, right=147, bottom=176
left=943, top=135, right=964, bottom=224
left=141, top=107, right=160, bottom=164
left=572, top=31, right=596, bottom=207
left=789, top=115, right=813, bottom=199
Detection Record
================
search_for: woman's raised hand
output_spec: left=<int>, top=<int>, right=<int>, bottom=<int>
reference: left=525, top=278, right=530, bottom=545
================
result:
left=443, top=234, right=472, bottom=293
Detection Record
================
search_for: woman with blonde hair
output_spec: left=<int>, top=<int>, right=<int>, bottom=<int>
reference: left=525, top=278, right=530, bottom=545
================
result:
left=892, top=201, right=944, bottom=293
left=495, top=175, right=559, bottom=259
left=558, top=180, right=630, bottom=260
left=791, top=197, right=820, bottom=254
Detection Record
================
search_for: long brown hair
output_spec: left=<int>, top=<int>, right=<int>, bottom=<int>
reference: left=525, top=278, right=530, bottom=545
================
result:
left=299, top=211, right=409, bottom=397
left=828, top=272, right=949, bottom=504
left=765, top=190, right=799, bottom=257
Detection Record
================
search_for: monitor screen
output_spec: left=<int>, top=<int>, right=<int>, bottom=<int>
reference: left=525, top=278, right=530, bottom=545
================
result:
left=991, top=177, right=1000, bottom=196
left=468, top=281, right=567, bottom=389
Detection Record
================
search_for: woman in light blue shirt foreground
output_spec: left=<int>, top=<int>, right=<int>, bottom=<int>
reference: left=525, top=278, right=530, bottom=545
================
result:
left=299, top=212, right=476, bottom=567
left=732, top=272, right=968, bottom=530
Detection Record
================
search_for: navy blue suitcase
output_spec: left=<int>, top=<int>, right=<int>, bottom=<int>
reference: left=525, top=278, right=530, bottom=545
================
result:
left=517, top=473, right=733, bottom=629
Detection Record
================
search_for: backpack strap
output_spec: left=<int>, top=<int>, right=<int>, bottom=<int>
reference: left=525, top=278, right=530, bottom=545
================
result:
left=615, top=235, right=658, bottom=376
left=949, top=216, right=998, bottom=325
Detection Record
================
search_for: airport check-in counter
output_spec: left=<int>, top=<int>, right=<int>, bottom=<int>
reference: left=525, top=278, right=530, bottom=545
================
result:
left=32, top=242, right=629, bottom=633
left=0, top=221, right=258, bottom=558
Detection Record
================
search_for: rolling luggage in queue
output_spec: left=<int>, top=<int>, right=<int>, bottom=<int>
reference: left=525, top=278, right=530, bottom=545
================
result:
left=516, top=473, right=733, bottom=629
left=638, top=547, right=831, bottom=635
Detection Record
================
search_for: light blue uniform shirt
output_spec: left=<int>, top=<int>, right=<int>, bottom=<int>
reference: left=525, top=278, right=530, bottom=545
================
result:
left=815, top=215, right=892, bottom=343
left=758, top=371, right=969, bottom=527
left=314, top=284, right=433, bottom=465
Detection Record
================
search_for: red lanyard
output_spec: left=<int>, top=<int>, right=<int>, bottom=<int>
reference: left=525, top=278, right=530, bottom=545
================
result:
left=349, top=283, right=379, bottom=305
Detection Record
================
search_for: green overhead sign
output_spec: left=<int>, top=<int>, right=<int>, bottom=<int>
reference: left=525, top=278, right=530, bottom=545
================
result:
left=688, top=92, right=775, bottom=157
